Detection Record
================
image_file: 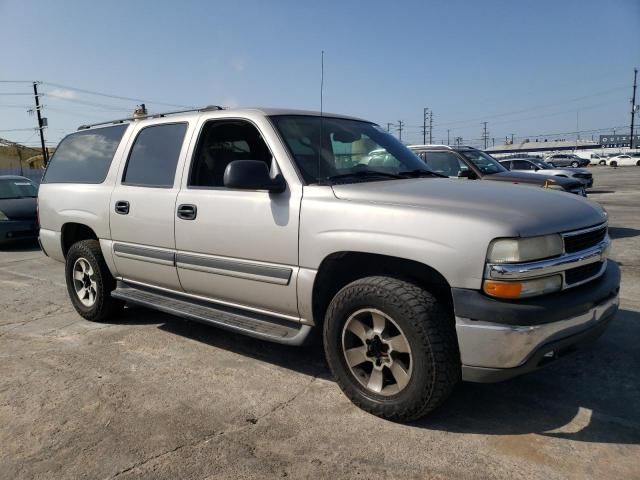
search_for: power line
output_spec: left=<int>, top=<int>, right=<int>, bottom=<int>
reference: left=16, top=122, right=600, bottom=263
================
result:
left=43, top=93, right=133, bottom=112
left=40, top=81, right=194, bottom=109
left=0, top=128, right=36, bottom=132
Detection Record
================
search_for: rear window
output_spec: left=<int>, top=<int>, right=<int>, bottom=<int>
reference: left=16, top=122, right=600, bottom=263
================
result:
left=42, top=125, right=128, bottom=184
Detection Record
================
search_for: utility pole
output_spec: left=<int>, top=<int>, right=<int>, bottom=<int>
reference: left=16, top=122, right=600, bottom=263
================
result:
left=447, top=129, right=450, bottom=145
left=386, top=122, right=393, bottom=133
left=422, top=108, right=429, bottom=144
left=510, top=133, right=515, bottom=144
left=481, top=121, right=489, bottom=149
left=631, top=68, right=637, bottom=149
left=428, top=110, right=433, bottom=144
left=397, top=120, right=404, bottom=142
left=32, top=81, right=48, bottom=165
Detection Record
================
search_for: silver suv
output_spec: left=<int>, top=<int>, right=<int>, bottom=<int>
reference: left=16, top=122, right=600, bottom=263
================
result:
left=38, top=107, right=620, bottom=421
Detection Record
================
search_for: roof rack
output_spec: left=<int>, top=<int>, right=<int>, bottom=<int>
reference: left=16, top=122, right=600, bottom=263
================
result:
left=77, top=105, right=225, bottom=130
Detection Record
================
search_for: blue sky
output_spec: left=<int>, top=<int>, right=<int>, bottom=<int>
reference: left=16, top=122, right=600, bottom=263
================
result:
left=1, top=0, right=638, bottom=147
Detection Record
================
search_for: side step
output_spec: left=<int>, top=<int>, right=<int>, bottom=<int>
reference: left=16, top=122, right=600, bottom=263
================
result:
left=111, top=282, right=311, bottom=346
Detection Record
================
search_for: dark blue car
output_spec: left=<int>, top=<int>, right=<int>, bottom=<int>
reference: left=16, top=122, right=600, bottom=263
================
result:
left=0, top=175, right=39, bottom=245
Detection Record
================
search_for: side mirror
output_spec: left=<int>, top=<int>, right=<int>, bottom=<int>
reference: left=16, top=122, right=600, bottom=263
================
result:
left=458, top=169, right=477, bottom=179
left=534, top=167, right=539, bottom=171
left=223, top=160, right=286, bottom=193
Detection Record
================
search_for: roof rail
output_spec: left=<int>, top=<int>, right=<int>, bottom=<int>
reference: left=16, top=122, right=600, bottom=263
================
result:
left=77, top=105, right=224, bottom=130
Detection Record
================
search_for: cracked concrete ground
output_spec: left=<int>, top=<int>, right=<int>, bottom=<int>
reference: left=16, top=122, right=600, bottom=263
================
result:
left=1, top=167, right=639, bottom=479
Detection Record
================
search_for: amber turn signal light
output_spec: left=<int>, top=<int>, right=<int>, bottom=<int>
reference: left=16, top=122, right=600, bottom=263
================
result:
left=483, top=281, right=523, bottom=299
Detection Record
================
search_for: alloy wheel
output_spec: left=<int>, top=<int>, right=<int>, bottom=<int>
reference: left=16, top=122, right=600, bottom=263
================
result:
left=72, top=257, right=98, bottom=307
left=341, top=308, right=413, bottom=396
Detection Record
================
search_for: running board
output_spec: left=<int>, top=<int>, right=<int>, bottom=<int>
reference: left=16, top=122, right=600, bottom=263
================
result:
left=111, top=282, right=311, bottom=346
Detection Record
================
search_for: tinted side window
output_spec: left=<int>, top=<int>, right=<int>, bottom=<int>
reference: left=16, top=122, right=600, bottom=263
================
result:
left=512, top=160, right=534, bottom=170
left=189, top=120, right=272, bottom=188
left=43, top=125, right=128, bottom=184
left=424, top=152, right=467, bottom=177
left=123, top=123, right=187, bottom=187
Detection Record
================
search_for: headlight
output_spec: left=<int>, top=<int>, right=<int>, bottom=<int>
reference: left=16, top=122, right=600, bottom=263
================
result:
left=484, top=275, right=562, bottom=299
left=0, top=210, right=8, bottom=221
left=487, top=234, right=563, bottom=263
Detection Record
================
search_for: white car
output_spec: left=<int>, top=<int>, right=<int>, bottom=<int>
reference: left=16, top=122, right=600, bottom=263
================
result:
left=606, top=155, right=640, bottom=167
left=499, top=157, right=593, bottom=188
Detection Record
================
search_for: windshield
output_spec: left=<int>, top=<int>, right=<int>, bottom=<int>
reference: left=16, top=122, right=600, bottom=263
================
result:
left=456, top=149, right=506, bottom=174
left=0, top=178, right=38, bottom=199
left=270, top=115, right=430, bottom=184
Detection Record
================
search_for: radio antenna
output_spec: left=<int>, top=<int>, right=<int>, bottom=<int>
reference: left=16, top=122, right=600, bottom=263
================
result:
left=319, top=50, right=325, bottom=182
left=320, top=50, right=324, bottom=115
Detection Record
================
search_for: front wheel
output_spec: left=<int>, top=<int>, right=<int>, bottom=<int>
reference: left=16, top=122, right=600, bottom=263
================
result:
left=610, top=161, right=618, bottom=167
left=599, top=160, right=607, bottom=166
left=323, top=276, right=460, bottom=421
left=65, top=239, right=123, bottom=322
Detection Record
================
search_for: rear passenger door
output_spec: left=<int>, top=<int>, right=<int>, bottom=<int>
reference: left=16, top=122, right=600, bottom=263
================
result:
left=109, top=121, right=192, bottom=290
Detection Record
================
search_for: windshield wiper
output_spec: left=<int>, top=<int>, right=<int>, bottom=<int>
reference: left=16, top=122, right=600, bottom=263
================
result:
left=326, top=170, right=405, bottom=183
left=398, top=169, right=447, bottom=178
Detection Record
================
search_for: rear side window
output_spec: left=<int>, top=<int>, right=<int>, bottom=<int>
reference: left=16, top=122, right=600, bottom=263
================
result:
left=122, top=123, right=188, bottom=187
left=42, top=125, right=128, bottom=184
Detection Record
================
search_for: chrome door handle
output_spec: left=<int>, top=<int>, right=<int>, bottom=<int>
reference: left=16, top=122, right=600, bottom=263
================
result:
left=177, top=204, right=197, bottom=220
left=115, top=200, right=130, bottom=215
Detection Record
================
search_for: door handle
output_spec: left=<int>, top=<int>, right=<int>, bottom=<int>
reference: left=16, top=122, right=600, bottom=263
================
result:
left=115, top=200, right=130, bottom=215
left=177, top=204, right=197, bottom=220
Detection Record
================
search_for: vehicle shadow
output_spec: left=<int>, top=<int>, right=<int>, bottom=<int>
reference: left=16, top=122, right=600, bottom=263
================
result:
left=115, top=305, right=640, bottom=444
left=0, top=239, right=41, bottom=252
left=608, top=226, right=640, bottom=240
left=587, top=189, right=615, bottom=194
left=119, top=305, right=331, bottom=380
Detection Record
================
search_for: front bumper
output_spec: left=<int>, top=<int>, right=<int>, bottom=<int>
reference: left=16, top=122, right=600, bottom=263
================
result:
left=453, top=261, right=620, bottom=382
left=0, top=219, right=38, bottom=242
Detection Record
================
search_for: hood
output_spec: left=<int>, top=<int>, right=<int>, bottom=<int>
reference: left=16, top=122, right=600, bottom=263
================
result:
left=331, top=178, right=606, bottom=237
left=0, top=197, right=37, bottom=220
left=488, top=171, right=581, bottom=188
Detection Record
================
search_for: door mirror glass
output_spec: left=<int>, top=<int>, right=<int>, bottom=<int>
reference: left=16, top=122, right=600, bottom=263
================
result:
left=223, top=160, right=286, bottom=193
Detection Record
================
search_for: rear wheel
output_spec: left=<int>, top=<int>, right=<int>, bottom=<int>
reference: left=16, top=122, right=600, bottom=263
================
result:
left=323, top=276, right=460, bottom=421
left=636, top=160, right=640, bottom=166
left=570, top=161, right=579, bottom=168
left=65, top=239, right=123, bottom=321
left=599, top=160, right=607, bottom=166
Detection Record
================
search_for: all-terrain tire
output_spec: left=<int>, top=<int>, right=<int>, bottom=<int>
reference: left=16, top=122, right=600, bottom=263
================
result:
left=323, top=276, right=460, bottom=421
left=65, top=239, right=123, bottom=322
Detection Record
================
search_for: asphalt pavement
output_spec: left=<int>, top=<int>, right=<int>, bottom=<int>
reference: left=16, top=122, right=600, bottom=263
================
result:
left=1, top=167, right=638, bottom=479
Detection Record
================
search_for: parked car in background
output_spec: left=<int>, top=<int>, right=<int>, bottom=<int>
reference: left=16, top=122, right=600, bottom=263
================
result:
left=0, top=175, right=39, bottom=245
left=408, top=145, right=587, bottom=196
left=606, top=154, right=639, bottom=167
left=543, top=153, right=590, bottom=168
left=499, top=157, right=593, bottom=188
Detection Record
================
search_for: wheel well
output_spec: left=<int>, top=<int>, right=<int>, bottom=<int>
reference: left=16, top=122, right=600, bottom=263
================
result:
left=312, top=252, right=453, bottom=327
left=61, top=223, right=98, bottom=257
